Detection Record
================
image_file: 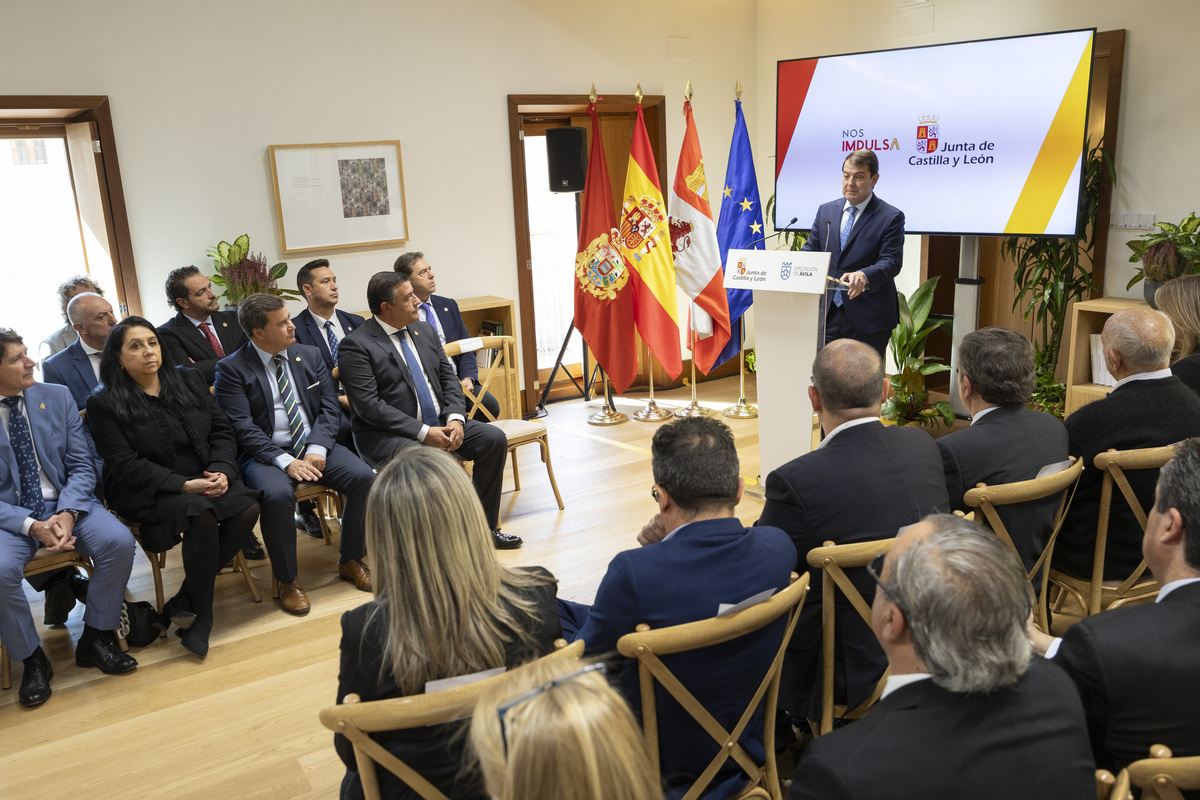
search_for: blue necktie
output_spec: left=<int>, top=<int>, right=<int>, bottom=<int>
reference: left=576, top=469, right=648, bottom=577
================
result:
left=3, top=395, right=47, bottom=520
left=272, top=355, right=309, bottom=456
left=420, top=303, right=446, bottom=345
left=396, top=331, right=439, bottom=427
left=834, top=205, right=857, bottom=308
left=324, top=320, right=339, bottom=362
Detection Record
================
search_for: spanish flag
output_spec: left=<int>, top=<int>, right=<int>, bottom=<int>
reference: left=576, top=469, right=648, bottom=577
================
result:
left=574, top=101, right=638, bottom=394
left=619, top=103, right=682, bottom=379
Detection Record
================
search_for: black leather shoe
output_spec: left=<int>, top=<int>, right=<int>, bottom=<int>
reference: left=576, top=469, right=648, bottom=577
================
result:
left=42, top=573, right=77, bottom=626
left=19, top=649, right=53, bottom=708
left=75, top=631, right=138, bottom=675
left=491, top=528, right=523, bottom=550
left=68, top=571, right=89, bottom=602
left=242, top=534, right=266, bottom=560
left=295, top=508, right=325, bottom=539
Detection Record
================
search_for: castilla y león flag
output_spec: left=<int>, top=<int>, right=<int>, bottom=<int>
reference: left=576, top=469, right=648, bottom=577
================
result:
left=574, top=101, right=637, bottom=394
left=619, top=103, right=682, bottom=379
left=669, top=99, right=731, bottom=374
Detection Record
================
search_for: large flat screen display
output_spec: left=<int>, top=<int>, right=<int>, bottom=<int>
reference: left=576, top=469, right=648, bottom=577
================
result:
left=775, top=29, right=1094, bottom=237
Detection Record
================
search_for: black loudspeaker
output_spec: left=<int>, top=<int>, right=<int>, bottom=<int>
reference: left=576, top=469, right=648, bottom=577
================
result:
left=545, top=126, right=587, bottom=193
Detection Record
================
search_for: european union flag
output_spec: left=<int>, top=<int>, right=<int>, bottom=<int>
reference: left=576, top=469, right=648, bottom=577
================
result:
left=713, top=98, right=764, bottom=369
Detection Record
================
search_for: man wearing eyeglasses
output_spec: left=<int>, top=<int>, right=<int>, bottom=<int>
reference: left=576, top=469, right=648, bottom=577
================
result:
left=790, top=514, right=1095, bottom=799
left=558, top=415, right=796, bottom=800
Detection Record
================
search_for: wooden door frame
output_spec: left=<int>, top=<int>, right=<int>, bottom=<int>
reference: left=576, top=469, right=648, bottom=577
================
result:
left=0, top=95, right=141, bottom=316
left=507, top=94, right=667, bottom=415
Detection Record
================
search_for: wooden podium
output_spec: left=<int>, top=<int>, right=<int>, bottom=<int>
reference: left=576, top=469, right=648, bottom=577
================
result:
left=725, top=249, right=830, bottom=477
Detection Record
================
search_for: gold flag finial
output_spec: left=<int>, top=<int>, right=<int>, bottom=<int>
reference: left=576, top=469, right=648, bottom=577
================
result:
left=635, top=82, right=643, bottom=104
left=589, top=83, right=597, bottom=103
left=685, top=79, right=693, bottom=103
left=735, top=78, right=742, bottom=101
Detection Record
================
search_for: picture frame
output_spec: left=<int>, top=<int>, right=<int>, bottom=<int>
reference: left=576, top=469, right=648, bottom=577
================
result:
left=268, top=140, right=408, bottom=253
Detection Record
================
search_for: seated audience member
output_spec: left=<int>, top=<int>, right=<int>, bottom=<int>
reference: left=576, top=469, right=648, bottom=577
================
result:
left=42, top=291, right=118, bottom=410
left=1, top=328, right=136, bottom=708
left=291, top=258, right=364, bottom=538
left=1053, top=307, right=1200, bottom=580
left=790, top=514, right=1096, bottom=800
left=757, top=338, right=947, bottom=723
left=38, top=275, right=103, bottom=363
left=558, top=416, right=796, bottom=800
left=334, top=447, right=560, bottom=800
left=1032, top=437, right=1200, bottom=777
left=394, top=251, right=501, bottom=420
left=935, top=327, right=1068, bottom=571
left=215, top=293, right=375, bottom=616
left=471, top=659, right=664, bottom=800
left=1156, top=274, right=1200, bottom=398
left=87, top=317, right=261, bottom=658
left=337, top=271, right=520, bottom=549
left=156, top=265, right=263, bottom=561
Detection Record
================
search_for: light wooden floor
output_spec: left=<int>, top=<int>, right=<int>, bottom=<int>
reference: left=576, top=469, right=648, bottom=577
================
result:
left=0, top=375, right=765, bottom=800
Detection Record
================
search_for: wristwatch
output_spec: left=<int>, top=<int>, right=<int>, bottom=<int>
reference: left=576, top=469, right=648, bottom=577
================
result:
left=65, top=509, right=82, bottom=523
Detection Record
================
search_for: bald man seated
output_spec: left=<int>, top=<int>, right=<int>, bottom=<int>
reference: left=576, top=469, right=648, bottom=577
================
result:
left=1052, top=307, right=1200, bottom=580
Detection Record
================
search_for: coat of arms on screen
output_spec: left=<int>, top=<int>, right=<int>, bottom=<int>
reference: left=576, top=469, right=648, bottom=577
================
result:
left=576, top=228, right=629, bottom=300
left=916, top=115, right=940, bottom=154
left=620, top=194, right=668, bottom=261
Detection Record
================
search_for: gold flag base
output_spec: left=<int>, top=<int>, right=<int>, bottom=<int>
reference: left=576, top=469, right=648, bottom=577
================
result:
left=722, top=398, right=758, bottom=419
left=633, top=400, right=674, bottom=422
left=675, top=401, right=712, bottom=418
left=588, top=369, right=629, bottom=426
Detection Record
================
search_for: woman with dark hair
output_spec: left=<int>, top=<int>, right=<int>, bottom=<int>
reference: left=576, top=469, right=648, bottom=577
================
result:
left=86, top=317, right=260, bottom=658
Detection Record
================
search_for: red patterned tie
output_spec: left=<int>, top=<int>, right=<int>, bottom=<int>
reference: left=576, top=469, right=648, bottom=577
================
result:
left=199, top=322, right=226, bottom=358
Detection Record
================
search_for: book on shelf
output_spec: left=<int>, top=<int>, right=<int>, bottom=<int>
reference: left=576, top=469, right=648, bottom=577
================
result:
left=1090, top=333, right=1116, bottom=387
left=478, top=320, right=503, bottom=368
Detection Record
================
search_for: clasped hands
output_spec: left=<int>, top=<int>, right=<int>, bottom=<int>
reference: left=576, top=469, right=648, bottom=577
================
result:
left=285, top=453, right=327, bottom=483
left=424, top=419, right=465, bottom=452
left=183, top=470, right=230, bottom=497
left=29, top=512, right=78, bottom=553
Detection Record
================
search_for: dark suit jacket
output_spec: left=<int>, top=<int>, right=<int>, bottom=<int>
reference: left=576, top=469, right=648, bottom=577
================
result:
left=571, top=518, right=797, bottom=800
left=801, top=194, right=905, bottom=337
left=1055, top=377, right=1200, bottom=579
left=334, top=567, right=561, bottom=800
left=757, top=421, right=948, bottom=717
left=157, top=309, right=248, bottom=385
left=41, top=339, right=97, bottom=411
left=291, top=308, right=365, bottom=373
left=213, top=342, right=342, bottom=468
left=1171, top=354, right=1200, bottom=399
left=337, top=317, right=466, bottom=468
left=427, top=294, right=477, bottom=382
left=789, top=659, right=1097, bottom=800
left=937, top=404, right=1069, bottom=571
left=1054, top=581, right=1200, bottom=777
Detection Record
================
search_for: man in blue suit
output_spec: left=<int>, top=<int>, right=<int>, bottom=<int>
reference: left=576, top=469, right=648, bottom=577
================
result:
left=214, top=294, right=375, bottom=616
left=1, top=328, right=137, bottom=708
left=801, top=149, right=905, bottom=357
left=41, top=291, right=117, bottom=410
left=558, top=416, right=796, bottom=800
left=394, top=252, right=500, bottom=420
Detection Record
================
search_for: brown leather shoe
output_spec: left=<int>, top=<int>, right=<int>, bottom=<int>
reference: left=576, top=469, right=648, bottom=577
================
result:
left=338, top=559, right=372, bottom=592
left=276, top=579, right=311, bottom=615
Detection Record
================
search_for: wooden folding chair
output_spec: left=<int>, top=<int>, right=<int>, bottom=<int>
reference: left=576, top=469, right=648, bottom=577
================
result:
left=318, top=639, right=583, bottom=800
left=1048, top=445, right=1175, bottom=617
left=615, top=572, right=810, bottom=800
left=1111, top=745, right=1200, bottom=800
left=805, top=538, right=895, bottom=736
left=963, top=456, right=1084, bottom=632
left=443, top=335, right=564, bottom=512
left=295, top=481, right=345, bottom=547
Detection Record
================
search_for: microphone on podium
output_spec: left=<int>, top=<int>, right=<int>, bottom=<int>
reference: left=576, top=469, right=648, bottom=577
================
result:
left=744, top=217, right=799, bottom=249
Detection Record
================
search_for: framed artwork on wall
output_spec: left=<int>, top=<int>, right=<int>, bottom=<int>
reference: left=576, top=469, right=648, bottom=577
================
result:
left=268, top=140, right=408, bottom=253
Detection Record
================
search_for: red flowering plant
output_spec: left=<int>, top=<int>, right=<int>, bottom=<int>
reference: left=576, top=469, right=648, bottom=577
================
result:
left=205, top=234, right=302, bottom=306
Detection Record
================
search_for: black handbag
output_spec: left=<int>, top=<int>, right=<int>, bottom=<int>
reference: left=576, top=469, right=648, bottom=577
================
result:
left=118, top=600, right=161, bottom=648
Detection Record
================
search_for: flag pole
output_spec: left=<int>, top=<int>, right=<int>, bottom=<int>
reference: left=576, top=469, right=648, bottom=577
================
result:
left=723, top=316, right=758, bottom=418
left=676, top=325, right=710, bottom=418
left=588, top=367, right=629, bottom=426
left=632, top=352, right=674, bottom=422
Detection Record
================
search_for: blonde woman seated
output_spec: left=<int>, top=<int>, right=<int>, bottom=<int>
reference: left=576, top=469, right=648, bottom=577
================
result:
left=471, top=658, right=664, bottom=800
left=1157, top=274, right=1200, bottom=397
left=334, top=447, right=562, bottom=800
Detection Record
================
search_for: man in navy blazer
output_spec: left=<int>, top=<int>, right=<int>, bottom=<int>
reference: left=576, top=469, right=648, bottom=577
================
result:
left=801, top=149, right=905, bottom=356
left=41, top=292, right=117, bottom=410
left=394, top=251, right=501, bottom=419
left=214, top=294, right=375, bottom=616
left=559, top=416, right=796, bottom=800
left=1, top=329, right=137, bottom=707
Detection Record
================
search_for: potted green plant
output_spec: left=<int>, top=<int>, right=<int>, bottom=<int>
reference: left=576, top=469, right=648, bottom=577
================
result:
left=205, top=234, right=302, bottom=307
left=1125, top=212, right=1200, bottom=307
left=1000, top=141, right=1111, bottom=417
left=881, top=276, right=955, bottom=428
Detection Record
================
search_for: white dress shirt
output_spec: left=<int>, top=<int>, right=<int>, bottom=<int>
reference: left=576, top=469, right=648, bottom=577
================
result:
left=80, top=338, right=103, bottom=383
left=307, top=308, right=347, bottom=357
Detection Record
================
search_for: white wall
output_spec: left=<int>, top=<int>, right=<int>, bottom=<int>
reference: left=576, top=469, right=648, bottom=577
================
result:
left=1, top=0, right=758, bottom=328
left=755, top=0, right=1200, bottom=300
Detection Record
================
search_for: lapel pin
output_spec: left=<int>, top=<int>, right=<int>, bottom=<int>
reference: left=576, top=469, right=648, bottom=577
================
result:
left=222, top=322, right=228, bottom=327
left=295, top=356, right=301, bottom=361
left=39, top=403, right=45, bottom=409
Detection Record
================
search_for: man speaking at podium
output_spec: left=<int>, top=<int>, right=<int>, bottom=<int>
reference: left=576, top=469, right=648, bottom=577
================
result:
left=801, top=149, right=905, bottom=357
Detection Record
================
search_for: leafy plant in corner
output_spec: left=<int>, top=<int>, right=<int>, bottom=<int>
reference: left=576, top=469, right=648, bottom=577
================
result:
left=999, top=140, right=1111, bottom=418
left=881, top=276, right=955, bottom=428
left=1125, top=212, right=1200, bottom=288
left=205, top=234, right=302, bottom=307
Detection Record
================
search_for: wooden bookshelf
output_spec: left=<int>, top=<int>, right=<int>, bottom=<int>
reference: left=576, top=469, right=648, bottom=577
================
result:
left=456, top=296, right=519, bottom=418
left=1064, top=297, right=1147, bottom=417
